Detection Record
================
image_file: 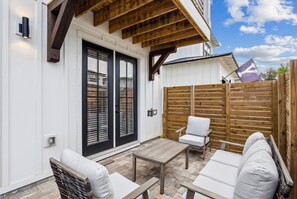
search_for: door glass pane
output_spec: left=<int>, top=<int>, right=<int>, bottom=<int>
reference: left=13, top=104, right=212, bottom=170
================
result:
left=119, top=60, right=135, bottom=137
left=87, top=48, right=109, bottom=146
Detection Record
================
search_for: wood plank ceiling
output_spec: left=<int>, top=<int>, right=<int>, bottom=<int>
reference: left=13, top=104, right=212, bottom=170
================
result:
left=75, top=0, right=208, bottom=51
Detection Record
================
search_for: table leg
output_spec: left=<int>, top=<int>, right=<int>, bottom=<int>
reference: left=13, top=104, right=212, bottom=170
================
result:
left=160, top=164, right=165, bottom=194
left=132, top=155, right=136, bottom=182
left=185, top=147, right=189, bottom=169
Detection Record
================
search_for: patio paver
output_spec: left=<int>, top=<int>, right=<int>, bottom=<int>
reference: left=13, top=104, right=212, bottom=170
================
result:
left=1, top=138, right=214, bottom=199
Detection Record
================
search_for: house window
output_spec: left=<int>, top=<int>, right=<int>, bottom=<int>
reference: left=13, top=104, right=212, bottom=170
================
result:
left=204, top=43, right=211, bottom=56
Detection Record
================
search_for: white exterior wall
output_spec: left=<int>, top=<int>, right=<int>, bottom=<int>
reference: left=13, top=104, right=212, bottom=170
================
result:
left=0, top=0, right=162, bottom=194
left=162, top=59, right=220, bottom=87
left=167, top=44, right=204, bottom=62
left=219, top=59, right=237, bottom=83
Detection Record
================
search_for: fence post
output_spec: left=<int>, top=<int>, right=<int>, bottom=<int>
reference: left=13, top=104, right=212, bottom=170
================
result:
left=225, top=83, right=231, bottom=148
left=277, top=75, right=287, bottom=162
left=272, top=80, right=279, bottom=145
left=190, top=85, right=195, bottom=116
left=290, top=60, right=297, bottom=198
left=163, top=87, right=168, bottom=138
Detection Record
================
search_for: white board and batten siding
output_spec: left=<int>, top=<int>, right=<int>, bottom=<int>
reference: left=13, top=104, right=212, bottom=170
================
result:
left=162, top=58, right=237, bottom=87
left=0, top=0, right=162, bottom=194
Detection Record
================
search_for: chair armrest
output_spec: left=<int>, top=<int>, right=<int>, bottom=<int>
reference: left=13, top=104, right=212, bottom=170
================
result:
left=219, top=140, right=244, bottom=150
left=176, top=126, right=186, bottom=134
left=204, top=129, right=212, bottom=137
left=175, top=126, right=187, bottom=138
left=122, top=177, right=159, bottom=199
left=181, top=182, right=227, bottom=199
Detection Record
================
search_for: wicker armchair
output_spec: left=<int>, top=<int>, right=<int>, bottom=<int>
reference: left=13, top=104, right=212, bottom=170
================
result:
left=50, top=158, right=159, bottom=199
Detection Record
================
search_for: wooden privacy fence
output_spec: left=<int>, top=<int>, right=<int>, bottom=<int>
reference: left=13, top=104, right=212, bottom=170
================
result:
left=163, top=81, right=277, bottom=151
left=163, top=60, right=297, bottom=198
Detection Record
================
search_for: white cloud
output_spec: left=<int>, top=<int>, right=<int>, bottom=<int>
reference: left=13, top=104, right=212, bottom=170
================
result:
left=265, top=35, right=297, bottom=46
left=239, top=25, right=265, bottom=34
left=234, top=45, right=292, bottom=58
left=225, top=0, right=297, bottom=33
left=234, top=35, right=297, bottom=66
left=225, top=0, right=249, bottom=25
left=254, top=55, right=297, bottom=64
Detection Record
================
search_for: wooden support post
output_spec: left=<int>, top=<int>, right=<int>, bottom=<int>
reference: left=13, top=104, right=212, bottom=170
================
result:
left=278, top=74, right=287, bottom=161
left=285, top=73, right=291, bottom=168
left=47, top=0, right=82, bottom=62
left=163, top=87, right=168, bottom=138
left=272, top=80, right=279, bottom=145
left=190, top=85, right=195, bottom=116
left=289, top=60, right=297, bottom=199
left=225, top=83, right=231, bottom=150
left=149, top=47, right=176, bottom=81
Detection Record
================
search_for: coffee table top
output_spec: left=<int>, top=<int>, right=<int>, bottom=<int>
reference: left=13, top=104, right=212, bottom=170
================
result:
left=133, top=139, right=189, bottom=164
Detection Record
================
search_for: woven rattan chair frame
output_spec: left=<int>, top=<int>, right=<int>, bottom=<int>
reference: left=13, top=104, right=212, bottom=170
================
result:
left=50, top=158, right=94, bottom=199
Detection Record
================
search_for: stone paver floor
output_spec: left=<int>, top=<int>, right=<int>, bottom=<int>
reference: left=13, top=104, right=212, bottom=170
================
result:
left=2, top=138, right=214, bottom=199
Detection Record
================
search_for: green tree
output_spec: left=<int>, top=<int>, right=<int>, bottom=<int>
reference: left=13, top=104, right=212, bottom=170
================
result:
left=263, top=67, right=277, bottom=80
left=277, top=63, right=289, bottom=75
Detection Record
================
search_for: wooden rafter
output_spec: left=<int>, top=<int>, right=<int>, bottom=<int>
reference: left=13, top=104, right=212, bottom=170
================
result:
left=94, top=0, right=154, bottom=26
left=48, top=0, right=82, bottom=62
left=109, top=0, right=176, bottom=33
left=132, top=20, right=191, bottom=44
left=75, top=0, right=116, bottom=17
left=149, top=47, right=177, bottom=81
left=122, top=10, right=185, bottom=39
left=142, top=28, right=197, bottom=47
left=151, top=36, right=204, bottom=51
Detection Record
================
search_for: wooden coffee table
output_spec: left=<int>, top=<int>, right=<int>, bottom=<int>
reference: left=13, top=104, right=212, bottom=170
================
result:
left=132, top=139, right=189, bottom=194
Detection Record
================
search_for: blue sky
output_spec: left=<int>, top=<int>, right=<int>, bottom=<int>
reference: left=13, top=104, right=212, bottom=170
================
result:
left=211, top=0, right=297, bottom=71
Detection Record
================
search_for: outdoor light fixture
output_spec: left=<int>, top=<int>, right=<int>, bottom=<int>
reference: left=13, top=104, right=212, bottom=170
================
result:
left=17, top=17, right=30, bottom=39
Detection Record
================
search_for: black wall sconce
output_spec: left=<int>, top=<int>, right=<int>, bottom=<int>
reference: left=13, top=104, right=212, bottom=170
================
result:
left=17, top=17, right=30, bottom=39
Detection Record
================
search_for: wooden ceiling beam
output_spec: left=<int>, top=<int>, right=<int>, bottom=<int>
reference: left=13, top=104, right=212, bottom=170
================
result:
left=94, top=0, right=154, bottom=26
left=151, top=36, right=204, bottom=51
left=109, top=0, right=176, bottom=33
left=75, top=0, right=116, bottom=17
left=122, top=10, right=185, bottom=39
left=142, top=28, right=198, bottom=48
left=132, top=20, right=191, bottom=44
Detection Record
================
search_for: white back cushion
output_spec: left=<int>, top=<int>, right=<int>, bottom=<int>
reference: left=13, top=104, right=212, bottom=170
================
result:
left=242, top=132, right=265, bottom=155
left=234, top=150, right=278, bottom=199
left=238, top=139, right=272, bottom=174
left=60, top=149, right=114, bottom=199
left=186, top=116, right=210, bottom=136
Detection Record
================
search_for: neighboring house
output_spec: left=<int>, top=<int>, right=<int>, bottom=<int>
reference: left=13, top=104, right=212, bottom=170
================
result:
left=0, top=0, right=212, bottom=194
left=162, top=52, right=239, bottom=87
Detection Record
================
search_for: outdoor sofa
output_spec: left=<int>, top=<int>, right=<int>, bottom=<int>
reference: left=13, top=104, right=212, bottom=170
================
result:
left=182, top=132, right=293, bottom=199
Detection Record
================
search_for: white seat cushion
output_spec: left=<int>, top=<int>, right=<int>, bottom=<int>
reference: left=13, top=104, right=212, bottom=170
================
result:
left=210, top=150, right=242, bottom=168
left=182, top=175, right=234, bottom=199
left=179, top=134, right=209, bottom=147
left=60, top=149, right=113, bottom=199
left=238, top=139, right=272, bottom=174
left=186, top=116, right=210, bottom=136
left=242, top=132, right=265, bottom=155
left=234, top=150, right=278, bottom=199
left=199, top=160, right=238, bottom=187
left=109, top=172, right=142, bottom=199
